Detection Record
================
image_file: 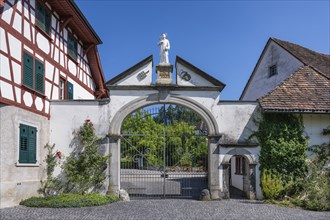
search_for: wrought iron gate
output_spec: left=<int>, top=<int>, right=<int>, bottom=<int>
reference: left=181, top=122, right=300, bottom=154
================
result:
left=120, top=104, right=208, bottom=199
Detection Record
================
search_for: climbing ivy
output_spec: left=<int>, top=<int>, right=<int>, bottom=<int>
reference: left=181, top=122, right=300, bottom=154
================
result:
left=252, top=113, right=308, bottom=196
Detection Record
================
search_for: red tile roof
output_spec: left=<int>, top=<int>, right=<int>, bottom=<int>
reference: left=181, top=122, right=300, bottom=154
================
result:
left=272, top=38, right=330, bottom=78
left=259, top=66, right=330, bottom=113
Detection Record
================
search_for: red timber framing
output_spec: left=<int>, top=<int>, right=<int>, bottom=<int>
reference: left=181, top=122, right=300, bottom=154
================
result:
left=0, top=0, right=107, bottom=118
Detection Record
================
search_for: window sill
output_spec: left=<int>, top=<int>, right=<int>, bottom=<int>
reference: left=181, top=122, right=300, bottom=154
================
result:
left=21, top=85, right=46, bottom=98
left=234, top=172, right=243, bottom=175
left=35, top=25, right=53, bottom=42
left=15, top=162, right=40, bottom=167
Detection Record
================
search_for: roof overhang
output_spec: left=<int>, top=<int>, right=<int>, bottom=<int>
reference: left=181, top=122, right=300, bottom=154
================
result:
left=47, top=0, right=102, bottom=45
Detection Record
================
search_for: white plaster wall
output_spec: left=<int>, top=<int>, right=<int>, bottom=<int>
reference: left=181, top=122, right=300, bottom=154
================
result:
left=116, top=62, right=153, bottom=86
left=176, top=62, right=214, bottom=87
left=68, top=77, right=95, bottom=99
left=242, top=41, right=304, bottom=100
left=50, top=101, right=111, bottom=177
left=36, top=33, right=50, bottom=55
left=0, top=80, right=14, bottom=101
left=302, top=114, right=330, bottom=146
left=218, top=102, right=259, bottom=143
left=109, top=90, right=158, bottom=120
left=230, top=156, right=243, bottom=190
left=0, top=105, right=49, bottom=208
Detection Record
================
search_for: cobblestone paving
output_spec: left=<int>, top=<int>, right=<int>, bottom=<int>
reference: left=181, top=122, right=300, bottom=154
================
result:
left=1, top=199, right=329, bottom=220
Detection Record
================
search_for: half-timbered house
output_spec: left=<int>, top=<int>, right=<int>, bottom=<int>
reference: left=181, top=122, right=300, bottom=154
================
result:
left=0, top=0, right=107, bottom=207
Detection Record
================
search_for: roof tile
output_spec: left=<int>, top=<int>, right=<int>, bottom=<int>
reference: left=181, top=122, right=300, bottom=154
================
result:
left=259, top=66, right=330, bottom=113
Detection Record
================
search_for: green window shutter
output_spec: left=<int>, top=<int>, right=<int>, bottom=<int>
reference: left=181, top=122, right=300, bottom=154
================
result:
left=19, top=124, right=29, bottom=163
left=35, top=60, right=44, bottom=94
left=67, top=81, right=73, bottom=100
left=23, top=52, right=34, bottom=89
left=45, top=11, right=51, bottom=34
left=36, top=2, right=46, bottom=32
left=28, top=126, right=37, bottom=163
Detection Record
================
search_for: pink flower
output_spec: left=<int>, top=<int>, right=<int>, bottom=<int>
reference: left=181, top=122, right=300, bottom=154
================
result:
left=55, top=151, right=62, bottom=159
left=85, top=119, right=91, bottom=123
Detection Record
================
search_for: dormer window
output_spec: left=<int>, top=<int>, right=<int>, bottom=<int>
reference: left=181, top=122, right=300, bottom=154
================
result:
left=67, top=35, right=78, bottom=61
left=36, top=1, right=51, bottom=35
left=269, top=64, right=278, bottom=77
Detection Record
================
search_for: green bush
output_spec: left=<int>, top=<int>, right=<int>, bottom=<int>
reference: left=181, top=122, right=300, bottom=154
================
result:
left=291, top=198, right=330, bottom=211
left=20, top=194, right=118, bottom=208
left=261, top=170, right=284, bottom=200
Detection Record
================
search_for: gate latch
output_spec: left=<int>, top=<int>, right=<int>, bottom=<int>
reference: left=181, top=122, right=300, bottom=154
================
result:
left=160, top=173, right=169, bottom=178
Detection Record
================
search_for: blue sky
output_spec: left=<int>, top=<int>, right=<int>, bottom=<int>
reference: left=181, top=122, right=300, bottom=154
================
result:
left=76, top=0, right=330, bottom=100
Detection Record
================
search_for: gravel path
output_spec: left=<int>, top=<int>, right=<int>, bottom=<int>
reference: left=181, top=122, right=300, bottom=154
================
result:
left=1, top=199, right=329, bottom=220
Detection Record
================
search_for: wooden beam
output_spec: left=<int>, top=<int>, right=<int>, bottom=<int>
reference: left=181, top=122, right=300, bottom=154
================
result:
left=83, top=44, right=94, bottom=57
left=60, top=16, right=73, bottom=31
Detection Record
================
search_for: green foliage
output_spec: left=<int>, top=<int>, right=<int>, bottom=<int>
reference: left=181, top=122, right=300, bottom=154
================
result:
left=121, top=106, right=208, bottom=170
left=291, top=198, right=330, bottom=211
left=154, top=104, right=202, bottom=126
left=166, top=121, right=207, bottom=167
left=252, top=113, right=307, bottom=195
left=39, top=144, right=61, bottom=196
left=297, top=136, right=330, bottom=210
left=261, top=170, right=284, bottom=200
left=63, top=120, right=110, bottom=194
left=20, top=194, right=118, bottom=208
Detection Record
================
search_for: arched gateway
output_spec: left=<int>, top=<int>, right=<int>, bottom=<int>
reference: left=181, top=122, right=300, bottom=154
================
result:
left=104, top=55, right=261, bottom=199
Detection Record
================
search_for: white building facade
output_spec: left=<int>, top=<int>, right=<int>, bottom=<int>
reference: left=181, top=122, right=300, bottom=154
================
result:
left=0, top=0, right=107, bottom=208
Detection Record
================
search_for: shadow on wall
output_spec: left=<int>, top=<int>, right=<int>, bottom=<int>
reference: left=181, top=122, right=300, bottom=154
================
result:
left=237, top=107, right=261, bottom=144
left=221, top=106, right=260, bottom=145
left=41, top=132, right=110, bottom=196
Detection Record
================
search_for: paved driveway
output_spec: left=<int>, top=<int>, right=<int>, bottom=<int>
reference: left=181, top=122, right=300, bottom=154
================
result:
left=1, top=199, right=329, bottom=220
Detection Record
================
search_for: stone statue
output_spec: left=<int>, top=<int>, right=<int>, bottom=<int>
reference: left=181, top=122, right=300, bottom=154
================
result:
left=158, top=33, right=170, bottom=64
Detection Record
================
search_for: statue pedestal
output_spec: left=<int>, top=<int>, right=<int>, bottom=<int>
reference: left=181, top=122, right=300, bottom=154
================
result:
left=156, top=64, right=173, bottom=85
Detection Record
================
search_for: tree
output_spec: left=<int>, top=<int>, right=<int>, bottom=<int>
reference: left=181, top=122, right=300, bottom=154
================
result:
left=121, top=106, right=208, bottom=170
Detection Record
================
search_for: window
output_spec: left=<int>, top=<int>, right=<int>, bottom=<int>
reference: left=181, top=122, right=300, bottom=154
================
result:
left=59, top=78, right=74, bottom=100
left=269, top=64, right=278, bottom=77
left=235, top=156, right=245, bottom=175
left=36, top=1, right=51, bottom=35
left=59, top=78, right=65, bottom=100
left=59, top=79, right=73, bottom=100
left=23, top=52, right=44, bottom=94
left=19, top=124, right=37, bottom=164
left=67, top=35, right=77, bottom=60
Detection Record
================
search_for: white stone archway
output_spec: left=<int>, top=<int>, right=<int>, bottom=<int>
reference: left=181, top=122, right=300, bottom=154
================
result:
left=221, top=148, right=258, bottom=199
left=105, top=56, right=228, bottom=199
left=107, top=91, right=222, bottom=199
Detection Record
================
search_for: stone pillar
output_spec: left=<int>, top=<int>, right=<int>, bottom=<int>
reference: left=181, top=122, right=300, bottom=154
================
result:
left=248, top=164, right=257, bottom=200
left=156, top=64, right=173, bottom=84
left=107, top=135, right=120, bottom=195
left=208, top=136, right=220, bottom=200
left=221, top=163, right=230, bottom=199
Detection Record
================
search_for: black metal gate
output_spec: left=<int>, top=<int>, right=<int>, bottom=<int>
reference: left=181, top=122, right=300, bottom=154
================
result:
left=120, top=104, right=208, bottom=199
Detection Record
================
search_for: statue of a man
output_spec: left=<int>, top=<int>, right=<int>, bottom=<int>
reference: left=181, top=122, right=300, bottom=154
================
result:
left=158, top=33, right=170, bottom=64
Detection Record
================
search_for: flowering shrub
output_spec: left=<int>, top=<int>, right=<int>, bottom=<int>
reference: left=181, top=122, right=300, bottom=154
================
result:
left=39, top=144, right=61, bottom=196
left=63, top=120, right=111, bottom=194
